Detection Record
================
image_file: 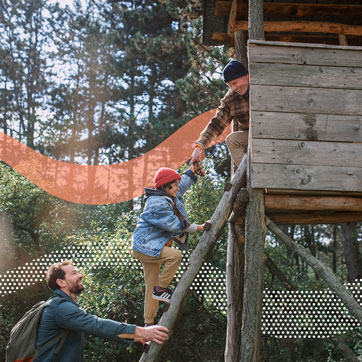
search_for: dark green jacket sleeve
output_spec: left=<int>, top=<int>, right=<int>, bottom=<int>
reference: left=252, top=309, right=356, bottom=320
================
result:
left=55, top=301, right=136, bottom=342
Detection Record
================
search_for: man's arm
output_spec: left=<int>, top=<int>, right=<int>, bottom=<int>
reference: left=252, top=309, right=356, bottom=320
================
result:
left=55, top=301, right=137, bottom=343
left=191, top=92, right=232, bottom=164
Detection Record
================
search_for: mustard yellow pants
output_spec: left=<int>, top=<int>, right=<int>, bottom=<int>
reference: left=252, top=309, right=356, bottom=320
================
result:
left=226, top=130, right=248, bottom=167
left=133, top=246, right=182, bottom=324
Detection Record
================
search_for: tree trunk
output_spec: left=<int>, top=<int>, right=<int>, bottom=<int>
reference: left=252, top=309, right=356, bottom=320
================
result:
left=332, top=225, right=337, bottom=274
left=265, top=255, right=295, bottom=291
left=239, top=186, right=266, bottom=361
left=333, top=335, right=360, bottom=362
left=340, top=222, right=362, bottom=282
left=225, top=223, right=245, bottom=362
left=266, top=217, right=362, bottom=323
left=240, top=149, right=266, bottom=361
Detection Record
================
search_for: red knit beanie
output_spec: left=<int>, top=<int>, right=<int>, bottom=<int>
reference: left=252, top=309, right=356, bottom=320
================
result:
left=154, top=167, right=181, bottom=189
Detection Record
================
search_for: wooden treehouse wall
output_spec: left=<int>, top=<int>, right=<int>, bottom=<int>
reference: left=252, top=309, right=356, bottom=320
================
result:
left=248, top=40, right=362, bottom=193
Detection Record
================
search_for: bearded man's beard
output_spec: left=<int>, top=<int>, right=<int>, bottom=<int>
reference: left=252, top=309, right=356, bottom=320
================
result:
left=70, top=280, right=85, bottom=295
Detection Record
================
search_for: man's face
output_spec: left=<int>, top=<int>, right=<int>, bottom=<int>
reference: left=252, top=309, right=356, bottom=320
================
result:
left=227, top=74, right=249, bottom=95
left=58, top=264, right=84, bottom=295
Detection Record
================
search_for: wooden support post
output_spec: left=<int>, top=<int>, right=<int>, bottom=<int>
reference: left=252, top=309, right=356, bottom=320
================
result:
left=224, top=29, right=249, bottom=362
left=248, top=0, right=264, bottom=40
left=225, top=223, right=245, bottom=362
left=333, top=335, right=361, bottom=362
left=238, top=1, right=265, bottom=360
left=239, top=184, right=266, bottom=361
left=234, top=31, right=248, bottom=68
left=266, top=217, right=362, bottom=323
left=138, top=155, right=247, bottom=362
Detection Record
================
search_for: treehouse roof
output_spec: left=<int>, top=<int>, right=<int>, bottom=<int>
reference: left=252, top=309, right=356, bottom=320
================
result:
left=203, top=0, right=362, bottom=46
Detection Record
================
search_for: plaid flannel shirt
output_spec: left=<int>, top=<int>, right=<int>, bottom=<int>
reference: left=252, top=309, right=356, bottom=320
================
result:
left=197, top=89, right=249, bottom=147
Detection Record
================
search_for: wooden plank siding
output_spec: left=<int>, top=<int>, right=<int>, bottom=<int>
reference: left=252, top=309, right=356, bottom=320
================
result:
left=252, top=112, right=362, bottom=143
left=248, top=41, right=362, bottom=192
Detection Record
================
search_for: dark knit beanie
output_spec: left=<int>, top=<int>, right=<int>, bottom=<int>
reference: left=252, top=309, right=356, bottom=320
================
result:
left=223, top=60, right=248, bottom=83
left=154, top=167, right=181, bottom=189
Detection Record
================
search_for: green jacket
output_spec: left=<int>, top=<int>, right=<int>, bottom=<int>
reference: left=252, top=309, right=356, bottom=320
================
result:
left=34, top=289, right=136, bottom=362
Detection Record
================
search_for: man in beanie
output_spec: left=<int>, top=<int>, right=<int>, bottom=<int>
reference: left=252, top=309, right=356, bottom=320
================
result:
left=191, top=59, right=249, bottom=168
left=132, top=167, right=205, bottom=326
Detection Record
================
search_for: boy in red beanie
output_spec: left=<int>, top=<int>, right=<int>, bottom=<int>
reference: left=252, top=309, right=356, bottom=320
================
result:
left=132, top=167, right=205, bottom=326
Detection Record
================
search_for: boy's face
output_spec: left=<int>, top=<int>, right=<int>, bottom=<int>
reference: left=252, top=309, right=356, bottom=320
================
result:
left=165, top=180, right=180, bottom=198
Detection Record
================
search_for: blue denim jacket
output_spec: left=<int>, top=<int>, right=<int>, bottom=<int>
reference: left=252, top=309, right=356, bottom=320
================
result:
left=132, top=169, right=197, bottom=257
left=34, top=289, right=136, bottom=362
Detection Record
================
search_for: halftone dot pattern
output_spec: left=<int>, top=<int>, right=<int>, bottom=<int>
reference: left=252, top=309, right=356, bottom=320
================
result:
left=0, top=240, right=361, bottom=338
left=262, top=283, right=362, bottom=338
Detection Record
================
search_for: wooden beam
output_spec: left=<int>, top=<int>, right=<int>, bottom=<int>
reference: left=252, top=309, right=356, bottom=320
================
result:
left=228, top=0, right=238, bottom=36
left=251, top=112, right=362, bottom=143
left=235, top=20, right=362, bottom=36
left=212, top=32, right=231, bottom=42
left=252, top=139, right=362, bottom=168
left=251, top=85, right=362, bottom=115
left=339, top=34, right=348, bottom=45
left=215, top=1, right=362, bottom=17
left=252, top=163, right=362, bottom=193
left=212, top=32, right=362, bottom=45
left=265, top=189, right=362, bottom=197
left=249, top=63, right=362, bottom=90
left=266, top=217, right=362, bottom=323
left=267, top=212, right=362, bottom=224
left=265, top=195, right=362, bottom=212
left=225, top=224, right=245, bottom=362
left=240, top=190, right=266, bottom=359
left=215, top=1, right=232, bottom=16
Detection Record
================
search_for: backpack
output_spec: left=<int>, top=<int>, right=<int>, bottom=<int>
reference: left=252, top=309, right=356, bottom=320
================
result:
left=5, top=298, right=69, bottom=362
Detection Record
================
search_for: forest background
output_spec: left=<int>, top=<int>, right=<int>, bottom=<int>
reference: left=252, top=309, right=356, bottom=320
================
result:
left=0, top=0, right=361, bottom=361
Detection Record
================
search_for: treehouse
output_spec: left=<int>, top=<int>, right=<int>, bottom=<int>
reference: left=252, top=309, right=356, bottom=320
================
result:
left=249, top=40, right=362, bottom=225
left=202, top=0, right=362, bottom=225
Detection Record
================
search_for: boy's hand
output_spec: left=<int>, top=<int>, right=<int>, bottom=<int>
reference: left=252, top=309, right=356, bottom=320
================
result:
left=191, top=145, right=205, bottom=165
left=197, top=221, right=211, bottom=231
left=197, top=224, right=204, bottom=231
left=191, top=160, right=206, bottom=177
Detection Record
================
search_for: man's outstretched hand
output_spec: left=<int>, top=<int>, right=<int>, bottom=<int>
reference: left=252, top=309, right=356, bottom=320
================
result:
left=190, top=145, right=205, bottom=165
left=134, top=325, right=169, bottom=345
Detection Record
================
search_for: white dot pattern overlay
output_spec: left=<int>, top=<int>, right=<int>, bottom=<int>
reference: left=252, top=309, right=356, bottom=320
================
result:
left=0, top=240, right=361, bottom=338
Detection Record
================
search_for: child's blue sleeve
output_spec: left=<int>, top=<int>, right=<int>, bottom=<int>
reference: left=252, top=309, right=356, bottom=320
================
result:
left=142, top=198, right=187, bottom=233
left=178, top=169, right=197, bottom=196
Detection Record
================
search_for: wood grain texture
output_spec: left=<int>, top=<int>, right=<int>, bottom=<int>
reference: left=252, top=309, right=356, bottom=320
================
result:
left=251, top=163, right=362, bottom=192
left=249, top=42, right=362, bottom=67
left=268, top=212, right=362, bottom=224
left=265, top=195, right=362, bottom=212
left=235, top=20, right=362, bottom=36
left=251, top=85, right=362, bottom=116
left=266, top=217, right=362, bottom=323
left=252, top=139, right=362, bottom=168
left=215, top=1, right=362, bottom=17
left=251, top=111, right=362, bottom=142
left=249, top=63, right=362, bottom=89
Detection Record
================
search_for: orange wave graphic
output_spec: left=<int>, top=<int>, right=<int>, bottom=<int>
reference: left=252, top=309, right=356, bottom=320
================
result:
left=0, top=109, right=231, bottom=204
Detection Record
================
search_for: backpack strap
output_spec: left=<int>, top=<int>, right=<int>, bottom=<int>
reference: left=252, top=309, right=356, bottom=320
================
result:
left=34, top=296, right=70, bottom=357
left=34, top=330, right=69, bottom=356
